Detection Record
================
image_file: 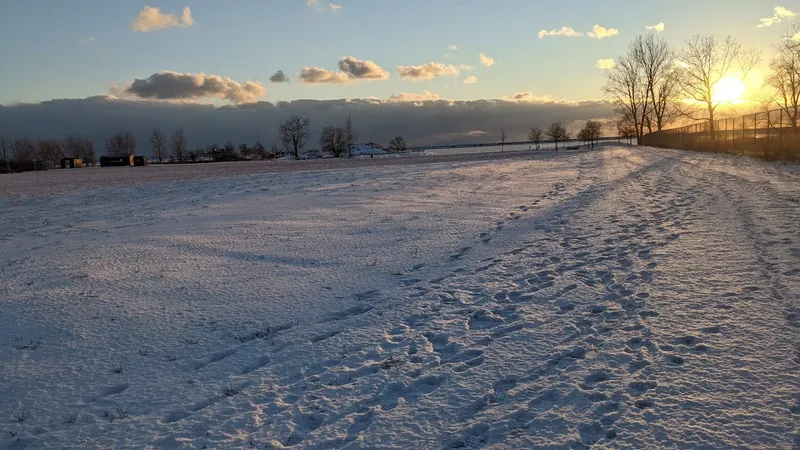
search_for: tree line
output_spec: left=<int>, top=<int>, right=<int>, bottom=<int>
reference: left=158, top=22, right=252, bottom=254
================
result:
left=601, top=28, right=800, bottom=141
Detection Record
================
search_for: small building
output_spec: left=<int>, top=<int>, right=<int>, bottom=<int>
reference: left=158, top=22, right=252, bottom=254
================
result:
left=133, top=155, right=148, bottom=166
left=100, top=155, right=134, bottom=167
left=61, top=158, right=83, bottom=169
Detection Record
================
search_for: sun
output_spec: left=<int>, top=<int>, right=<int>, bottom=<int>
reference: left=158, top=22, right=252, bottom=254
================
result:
left=712, top=76, right=747, bottom=104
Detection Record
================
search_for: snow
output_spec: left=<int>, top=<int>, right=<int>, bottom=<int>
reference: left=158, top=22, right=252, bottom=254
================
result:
left=0, top=147, right=798, bottom=449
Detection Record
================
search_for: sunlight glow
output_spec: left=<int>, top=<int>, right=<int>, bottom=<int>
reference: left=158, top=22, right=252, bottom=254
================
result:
left=712, top=76, right=747, bottom=104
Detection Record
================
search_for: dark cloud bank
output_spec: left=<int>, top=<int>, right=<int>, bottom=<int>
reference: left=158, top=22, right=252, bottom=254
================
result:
left=0, top=97, right=613, bottom=155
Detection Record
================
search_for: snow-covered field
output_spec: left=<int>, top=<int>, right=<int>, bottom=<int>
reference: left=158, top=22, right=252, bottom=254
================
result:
left=0, top=147, right=798, bottom=449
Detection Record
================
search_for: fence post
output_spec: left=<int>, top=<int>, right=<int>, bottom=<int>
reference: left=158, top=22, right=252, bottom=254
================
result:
left=754, top=112, right=758, bottom=147
left=743, top=116, right=746, bottom=142
left=779, top=109, right=783, bottom=151
left=767, top=110, right=770, bottom=150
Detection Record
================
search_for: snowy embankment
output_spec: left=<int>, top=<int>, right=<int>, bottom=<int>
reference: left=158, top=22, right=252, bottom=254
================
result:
left=0, top=148, right=797, bottom=449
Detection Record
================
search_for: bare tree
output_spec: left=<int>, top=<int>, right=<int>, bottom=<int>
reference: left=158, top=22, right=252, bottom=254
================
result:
left=319, top=125, right=348, bottom=157
left=279, top=116, right=311, bottom=159
left=766, top=25, right=800, bottom=134
left=0, top=136, right=11, bottom=172
left=106, top=131, right=136, bottom=156
left=633, top=34, right=678, bottom=132
left=675, top=34, right=760, bottom=140
left=13, top=138, right=36, bottom=163
left=149, top=128, right=166, bottom=163
left=546, top=122, right=569, bottom=149
left=578, top=120, right=604, bottom=148
left=171, top=128, right=188, bottom=162
left=500, top=128, right=507, bottom=151
left=82, top=138, right=96, bottom=165
left=389, top=136, right=408, bottom=152
left=342, top=114, right=359, bottom=158
left=528, top=128, right=543, bottom=149
left=37, top=140, right=64, bottom=168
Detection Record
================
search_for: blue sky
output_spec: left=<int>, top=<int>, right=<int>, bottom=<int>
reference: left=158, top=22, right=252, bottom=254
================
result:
left=0, top=1, right=795, bottom=105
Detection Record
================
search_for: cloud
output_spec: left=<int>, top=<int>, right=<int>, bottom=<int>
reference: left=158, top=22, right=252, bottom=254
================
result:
left=79, top=36, right=96, bottom=44
left=0, top=96, right=613, bottom=150
left=646, top=22, right=665, bottom=32
left=132, top=6, right=195, bottom=32
left=389, top=91, right=442, bottom=102
left=307, top=0, right=342, bottom=12
left=587, top=25, right=619, bottom=39
left=118, top=71, right=265, bottom=104
left=479, top=53, right=495, bottom=67
left=448, top=45, right=459, bottom=51
left=300, top=57, right=390, bottom=84
left=397, top=62, right=460, bottom=81
left=538, top=26, right=584, bottom=39
left=464, top=76, right=478, bottom=84
left=269, top=70, right=289, bottom=83
left=460, top=64, right=474, bottom=71
left=758, top=6, right=796, bottom=27
left=595, top=59, right=616, bottom=69
left=338, top=57, right=390, bottom=80
left=501, top=92, right=577, bottom=104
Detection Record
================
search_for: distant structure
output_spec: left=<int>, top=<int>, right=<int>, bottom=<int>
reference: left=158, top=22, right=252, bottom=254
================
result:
left=60, top=158, right=83, bottom=169
left=99, top=155, right=133, bottom=167
left=133, top=155, right=148, bottom=166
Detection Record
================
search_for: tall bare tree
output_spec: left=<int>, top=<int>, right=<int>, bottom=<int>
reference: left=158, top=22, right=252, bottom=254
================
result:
left=342, top=114, right=358, bottom=157
left=149, top=128, right=166, bottom=163
left=500, top=128, right=507, bottom=151
left=106, top=131, right=136, bottom=156
left=389, top=136, right=407, bottom=152
left=546, top=122, right=569, bottom=149
left=766, top=25, right=800, bottom=134
left=279, top=115, right=310, bottom=159
left=675, top=34, right=760, bottom=140
left=171, top=128, right=188, bottom=162
left=633, top=34, right=678, bottom=132
left=528, top=127, right=543, bottom=149
left=0, top=136, right=11, bottom=172
left=605, top=52, right=649, bottom=142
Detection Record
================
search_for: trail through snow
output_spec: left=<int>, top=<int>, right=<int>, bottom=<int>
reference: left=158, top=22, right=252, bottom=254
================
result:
left=0, top=147, right=797, bottom=449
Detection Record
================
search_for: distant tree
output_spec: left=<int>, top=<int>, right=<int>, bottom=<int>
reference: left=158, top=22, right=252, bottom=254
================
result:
left=171, top=128, right=188, bottom=162
left=279, top=115, right=310, bottom=159
left=13, top=138, right=36, bottom=163
left=578, top=120, right=604, bottom=148
left=546, top=122, right=569, bottom=149
left=37, top=140, right=64, bottom=168
left=767, top=25, right=800, bottom=134
left=320, top=125, right=349, bottom=157
left=500, top=128, right=507, bottom=151
left=343, top=114, right=359, bottom=157
left=106, top=131, right=136, bottom=156
left=0, top=136, right=10, bottom=172
left=675, top=34, right=760, bottom=140
left=270, top=144, right=282, bottom=159
left=83, top=139, right=96, bottom=165
left=239, top=143, right=252, bottom=159
left=528, top=128, right=543, bottom=149
left=253, top=141, right=267, bottom=159
left=187, top=149, right=200, bottom=162
left=149, top=128, right=166, bottom=163
left=388, top=136, right=408, bottom=152
left=221, top=141, right=238, bottom=161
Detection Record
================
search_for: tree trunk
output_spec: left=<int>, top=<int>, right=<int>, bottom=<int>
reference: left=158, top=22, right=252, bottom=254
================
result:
left=707, top=103, right=716, bottom=141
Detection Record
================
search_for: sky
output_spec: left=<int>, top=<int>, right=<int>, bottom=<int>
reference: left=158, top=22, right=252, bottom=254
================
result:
left=0, top=1, right=797, bottom=149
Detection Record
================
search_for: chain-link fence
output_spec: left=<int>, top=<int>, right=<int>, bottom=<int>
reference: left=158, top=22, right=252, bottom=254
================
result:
left=640, top=108, right=800, bottom=161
